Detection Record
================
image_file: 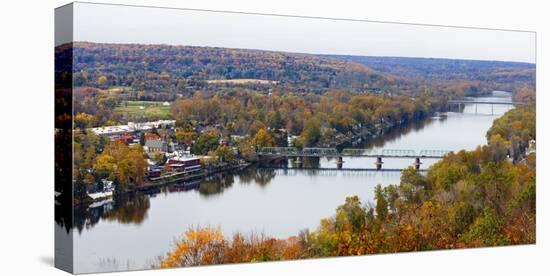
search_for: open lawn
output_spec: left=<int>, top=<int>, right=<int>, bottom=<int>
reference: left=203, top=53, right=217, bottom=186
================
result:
left=114, top=101, right=172, bottom=120
left=102, top=86, right=131, bottom=96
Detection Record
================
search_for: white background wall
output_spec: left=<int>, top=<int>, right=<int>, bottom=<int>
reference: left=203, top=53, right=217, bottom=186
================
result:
left=0, top=0, right=547, bottom=275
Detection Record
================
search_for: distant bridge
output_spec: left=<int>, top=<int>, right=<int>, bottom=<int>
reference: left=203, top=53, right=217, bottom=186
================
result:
left=257, top=147, right=449, bottom=159
left=257, top=147, right=452, bottom=170
left=447, top=99, right=524, bottom=115
left=447, top=100, right=525, bottom=106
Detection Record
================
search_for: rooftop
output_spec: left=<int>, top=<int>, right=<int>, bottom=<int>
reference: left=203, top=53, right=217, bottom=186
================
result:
left=89, top=120, right=176, bottom=136
left=145, top=139, right=164, bottom=149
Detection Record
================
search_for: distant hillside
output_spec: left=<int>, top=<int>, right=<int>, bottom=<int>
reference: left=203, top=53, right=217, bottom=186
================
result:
left=320, top=55, right=536, bottom=92
left=60, top=42, right=535, bottom=100
left=69, top=42, right=396, bottom=94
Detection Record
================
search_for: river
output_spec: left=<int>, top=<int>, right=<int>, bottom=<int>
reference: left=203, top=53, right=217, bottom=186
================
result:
left=70, top=91, right=513, bottom=273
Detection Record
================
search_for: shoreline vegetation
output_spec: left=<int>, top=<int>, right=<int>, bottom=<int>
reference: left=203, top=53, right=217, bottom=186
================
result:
left=77, top=108, right=439, bottom=206
left=61, top=41, right=536, bottom=210
left=53, top=41, right=536, bottom=270
left=72, top=90, right=454, bottom=206
left=156, top=105, right=535, bottom=268
left=136, top=162, right=251, bottom=191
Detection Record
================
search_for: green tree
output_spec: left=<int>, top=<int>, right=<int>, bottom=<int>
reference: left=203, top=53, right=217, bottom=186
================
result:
left=335, top=196, right=367, bottom=233
left=192, top=131, right=219, bottom=155
left=375, top=184, right=388, bottom=221
left=401, top=166, right=430, bottom=191
left=214, top=145, right=235, bottom=163
left=268, top=111, right=284, bottom=129
left=429, top=162, right=467, bottom=191
left=462, top=208, right=509, bottom=247
left=300, top=117, right=321, bottom=147
left=488, top=134, right=510, bottom=162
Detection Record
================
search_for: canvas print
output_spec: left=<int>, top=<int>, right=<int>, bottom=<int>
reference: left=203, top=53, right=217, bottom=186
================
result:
left=55, top=2, right=536, bottom=274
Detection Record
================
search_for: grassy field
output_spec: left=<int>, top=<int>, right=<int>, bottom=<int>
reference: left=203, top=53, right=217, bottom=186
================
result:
left=114, top=101, right=172, bottom=120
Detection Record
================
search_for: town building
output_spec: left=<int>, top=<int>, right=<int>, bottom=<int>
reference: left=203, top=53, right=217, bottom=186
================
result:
left=89, top=120, right=176, bottom=139
left=144, top=139, right=167, bottom=154
left=167, top=156, right=202, bottom=173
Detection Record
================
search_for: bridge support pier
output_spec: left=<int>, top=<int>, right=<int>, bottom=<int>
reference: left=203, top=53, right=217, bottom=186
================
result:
left=375, top=156, right=384, bottom=170
left=414, top=157, right=422, bottom=170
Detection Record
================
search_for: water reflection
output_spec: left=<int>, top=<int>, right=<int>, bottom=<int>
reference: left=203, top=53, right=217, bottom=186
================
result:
left=73, top=192, right=151, bottom=233
left=341, top=116, right=440, bottom=150
left=65, top=115, right=447, bottom=233
left=238, top=168, right=277, bottom=187
left=62, top=100, right=507, bottom=235
left=72, top=168, right=283, bottom=230
left=103, top=193, right=150, bottom=224
left=61, top=112, right=441, bottom=233
left=55, top=193, right=73, bottom=234
left=71, top=92, right=515, bottom=273
left=197, top=174, right=235, bottom=196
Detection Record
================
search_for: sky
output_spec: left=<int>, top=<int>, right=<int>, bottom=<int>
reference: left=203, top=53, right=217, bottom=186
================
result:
left=68, top=2, right=536, bottom=63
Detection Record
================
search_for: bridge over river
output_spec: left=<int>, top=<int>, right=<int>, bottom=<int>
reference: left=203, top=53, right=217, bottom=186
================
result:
left=447, top=99, right=524, bottom=115
left=257, top=147, right=452, bottom=170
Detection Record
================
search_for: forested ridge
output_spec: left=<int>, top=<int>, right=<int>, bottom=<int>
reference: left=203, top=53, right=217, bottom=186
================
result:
left=70, top=42, right=395, bottom=94
left=321, top=55, right=535, bottom=95
left=157, top=105, right=536, bottom=267
left=66, top=41, right=537, bottom=134
left=64, top=42, right=535, bottom=100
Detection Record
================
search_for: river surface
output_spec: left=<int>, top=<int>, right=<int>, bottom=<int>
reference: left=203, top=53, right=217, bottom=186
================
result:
left=71, top=91, right=513, bottom=273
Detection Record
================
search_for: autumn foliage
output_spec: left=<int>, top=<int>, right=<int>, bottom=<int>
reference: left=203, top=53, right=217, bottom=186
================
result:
left=158, top=227, right=306, bottom=268
left=158, top=106, right=535, bottom=267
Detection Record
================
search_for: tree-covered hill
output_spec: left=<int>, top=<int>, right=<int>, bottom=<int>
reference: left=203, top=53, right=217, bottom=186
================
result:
left=62, top=42, right=535, bottom=100
left=321, top=55, right=535, bottom=93
left=69, top=42, right=396, bottom=94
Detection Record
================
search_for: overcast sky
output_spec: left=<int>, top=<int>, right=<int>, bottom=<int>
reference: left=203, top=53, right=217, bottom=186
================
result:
left=71, top=2, right=536, bottom=63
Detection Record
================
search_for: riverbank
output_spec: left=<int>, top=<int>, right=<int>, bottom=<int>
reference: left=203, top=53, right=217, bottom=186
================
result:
left=84, top=113, right=436, bottom=203
left=79, top=162, right=252, bottom=205
left=330, top=113, right=440, bottom=149
left=73, top=92, right=517, bottom=273
left=136, top=162, right=252, bottom=192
